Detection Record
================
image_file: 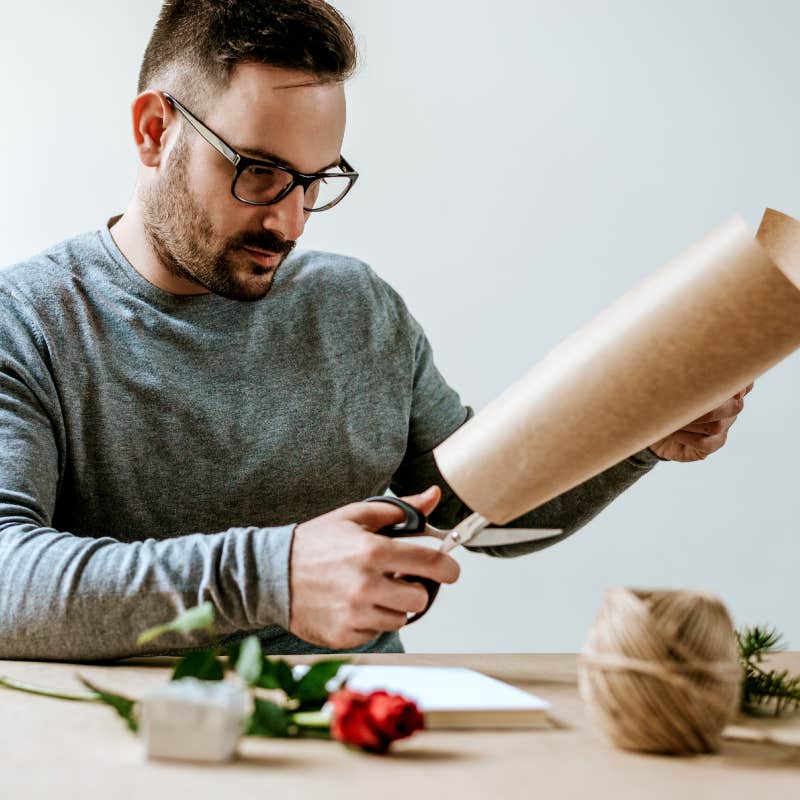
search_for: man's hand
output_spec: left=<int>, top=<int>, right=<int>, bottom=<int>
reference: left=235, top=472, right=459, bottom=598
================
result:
left=648, top=383, right=754, bottom=462
left=288, top=485, right=458, bottom=650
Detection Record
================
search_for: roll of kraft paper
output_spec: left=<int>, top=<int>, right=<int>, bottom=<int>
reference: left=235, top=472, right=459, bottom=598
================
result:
left=434, top=209, right=800, bottom=526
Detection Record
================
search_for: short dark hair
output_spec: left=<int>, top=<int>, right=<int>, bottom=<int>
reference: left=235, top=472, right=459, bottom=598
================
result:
left=138, top=0, right=357, bottom=110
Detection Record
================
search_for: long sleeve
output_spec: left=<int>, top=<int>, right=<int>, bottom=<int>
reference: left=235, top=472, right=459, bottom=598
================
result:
left=0, top=289, right=294, bottom=661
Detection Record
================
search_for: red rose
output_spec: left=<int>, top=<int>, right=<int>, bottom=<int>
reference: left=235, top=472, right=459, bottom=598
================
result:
left=329, top=689, right=425, bottom=754
left=329, top=691, right=384, bottom=753
left=367, top=691, right=425, bottom=740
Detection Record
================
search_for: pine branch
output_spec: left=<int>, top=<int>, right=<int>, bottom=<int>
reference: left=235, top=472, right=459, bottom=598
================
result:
left=737, top=625, right=800, bottom=716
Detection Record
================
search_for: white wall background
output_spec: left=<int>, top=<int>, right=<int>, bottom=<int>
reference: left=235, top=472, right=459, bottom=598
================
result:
left=2, top=1, right=798, bottom=652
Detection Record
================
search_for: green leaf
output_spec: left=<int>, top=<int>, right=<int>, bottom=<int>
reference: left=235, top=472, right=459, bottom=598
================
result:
left=79, top=676, right=139, bottom=733
left=225, top=642, right=241, bottom=670
left=171, top=651, right=225, bottom=682
left=256, top=658, right=296, bottom=694
left=246, top=698, right=291, bottom=738
left=293, top=660, right=347, bottom=705
left=275, top=660, right=297, bottom=694
left=233, top=636, right=263, bottom=686
left=137, top=602, right=216, bottom=646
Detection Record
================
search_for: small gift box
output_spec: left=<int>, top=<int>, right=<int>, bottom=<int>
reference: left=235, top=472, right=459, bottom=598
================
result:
left=140, top=677, right=252, bottom=762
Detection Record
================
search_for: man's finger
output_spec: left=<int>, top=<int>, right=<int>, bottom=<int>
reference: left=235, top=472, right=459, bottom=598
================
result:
left=668, top=429, right=728, bottom=455
left=386, top=539, right=461, bottom=584
left=681, top=417, right=737, bottom=436
left=690, top=396, right=744, bottom=424
left=373, top=575, right=430, bottom=614
left=353, top=629, right=381, bottom=643
left=359, top=606, right=409, bottom=632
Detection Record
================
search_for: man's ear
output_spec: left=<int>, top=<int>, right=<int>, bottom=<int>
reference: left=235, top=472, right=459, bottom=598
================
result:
left=130, top=91, right=177, bottom=168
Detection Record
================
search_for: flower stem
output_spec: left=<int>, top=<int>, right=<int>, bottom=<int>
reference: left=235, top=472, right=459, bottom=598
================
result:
left=291, top=710, right=331, bottom=728
left=0, top=675, right=100, bottom=702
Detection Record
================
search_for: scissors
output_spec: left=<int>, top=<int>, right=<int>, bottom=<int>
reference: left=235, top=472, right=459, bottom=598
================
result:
left=365, top=496, right=562, bottom=623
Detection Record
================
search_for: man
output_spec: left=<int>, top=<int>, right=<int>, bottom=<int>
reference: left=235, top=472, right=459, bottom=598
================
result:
left=0, top=0, right=749, bottom=660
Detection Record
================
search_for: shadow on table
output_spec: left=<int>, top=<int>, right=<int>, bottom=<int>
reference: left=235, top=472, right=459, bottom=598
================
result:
left=233, top=747, right=475, bottom=767
left=715, top=740, right=800, bottom=771
left=232, top=753, right=325, bottom=770
left=382, top=748, right=480, bottom=763
left=717, top=714, right=800, bottom=770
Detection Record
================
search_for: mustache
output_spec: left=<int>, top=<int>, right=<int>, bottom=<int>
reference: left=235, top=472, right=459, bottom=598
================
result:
left=233, top=230, right=297, bottom=258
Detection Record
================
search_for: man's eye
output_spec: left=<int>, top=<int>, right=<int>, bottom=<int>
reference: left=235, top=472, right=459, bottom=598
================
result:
left=248, top=166, right=277, bottom=178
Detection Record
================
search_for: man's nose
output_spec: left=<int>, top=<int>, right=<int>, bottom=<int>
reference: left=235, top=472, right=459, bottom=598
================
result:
left=262, top=185, right=308, bottom=242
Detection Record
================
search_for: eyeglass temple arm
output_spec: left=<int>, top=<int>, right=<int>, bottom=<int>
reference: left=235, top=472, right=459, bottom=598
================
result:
left=162, top=92, right=240, bottom=166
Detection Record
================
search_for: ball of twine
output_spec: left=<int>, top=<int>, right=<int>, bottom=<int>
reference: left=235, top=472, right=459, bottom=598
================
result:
left=578, top=587, right=741, bottom=755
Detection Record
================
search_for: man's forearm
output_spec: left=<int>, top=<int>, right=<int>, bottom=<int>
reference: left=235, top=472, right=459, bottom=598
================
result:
left=464, top=448, right=659, bottom=557
left=394, top=447, right=659, bottom=558
left=0, top=521, right=294, bottom=661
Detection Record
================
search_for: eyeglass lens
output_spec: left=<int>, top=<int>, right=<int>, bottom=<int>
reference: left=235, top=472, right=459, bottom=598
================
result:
left=235, top=164, right=351, bottom=210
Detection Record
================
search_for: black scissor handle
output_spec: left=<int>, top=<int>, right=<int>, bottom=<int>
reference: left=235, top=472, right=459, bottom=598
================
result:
left=364, top=496, right=441, bottom=623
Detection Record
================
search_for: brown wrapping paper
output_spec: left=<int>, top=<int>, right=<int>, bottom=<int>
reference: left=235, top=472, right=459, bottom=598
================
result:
left=434, top=209, right=800, bottom=525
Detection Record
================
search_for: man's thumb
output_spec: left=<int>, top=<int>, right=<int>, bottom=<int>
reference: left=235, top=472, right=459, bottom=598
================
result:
left=344, top=486, right=442, bottom=532
left=397, top=485, right=441, bottom=517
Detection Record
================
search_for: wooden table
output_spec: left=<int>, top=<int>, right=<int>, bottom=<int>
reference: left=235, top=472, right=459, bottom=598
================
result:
left=3, top=653, right=799, bottom=799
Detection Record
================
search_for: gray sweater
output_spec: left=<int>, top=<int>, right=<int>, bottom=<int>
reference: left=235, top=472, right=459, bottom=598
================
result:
left=0, top=225, right=658, bottom=661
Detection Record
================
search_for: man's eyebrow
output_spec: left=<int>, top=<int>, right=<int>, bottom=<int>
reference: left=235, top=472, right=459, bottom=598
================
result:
left=236, top=145, right=340, bottom=173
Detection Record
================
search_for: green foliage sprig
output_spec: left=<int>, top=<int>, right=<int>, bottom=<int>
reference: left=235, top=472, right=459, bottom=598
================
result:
left=134, top=604, right=347, bottom=737
left=737, top=625, right=800, bottom=717
left=0, top=603, right=346, bottom=738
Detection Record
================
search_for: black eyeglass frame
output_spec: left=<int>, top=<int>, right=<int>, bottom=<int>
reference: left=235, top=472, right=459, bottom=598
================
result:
left=162, top=92, right=359, bottom=212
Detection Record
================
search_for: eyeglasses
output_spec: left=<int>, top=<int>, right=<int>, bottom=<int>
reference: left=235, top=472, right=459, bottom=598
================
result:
left=162, top=92, right=358, bottom=212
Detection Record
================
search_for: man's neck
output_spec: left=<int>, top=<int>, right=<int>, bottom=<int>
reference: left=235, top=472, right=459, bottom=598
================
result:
left=109, top=205, right=209, bottom=296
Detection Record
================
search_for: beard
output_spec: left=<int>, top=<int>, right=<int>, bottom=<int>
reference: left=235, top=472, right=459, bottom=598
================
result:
left=140, top=136, right=296, bottom=302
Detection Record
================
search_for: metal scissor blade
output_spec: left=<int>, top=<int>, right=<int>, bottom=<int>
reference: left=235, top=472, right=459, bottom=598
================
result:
left=465, top=528, right=563, bottom=547
left=436, top=511, right=564, bottom=553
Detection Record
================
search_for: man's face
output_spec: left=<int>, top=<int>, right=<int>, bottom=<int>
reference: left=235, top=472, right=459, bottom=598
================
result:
left=142, top=64, right=347, bottom=301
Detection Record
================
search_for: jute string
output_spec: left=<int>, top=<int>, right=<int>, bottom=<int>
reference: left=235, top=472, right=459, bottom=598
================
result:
left=578, top=587, right=741, bottom=755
